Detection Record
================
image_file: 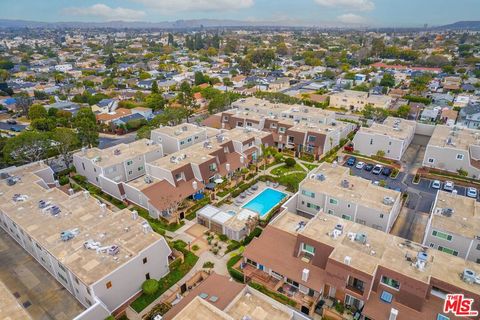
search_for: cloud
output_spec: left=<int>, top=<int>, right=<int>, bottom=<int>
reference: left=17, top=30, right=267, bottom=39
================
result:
left=314, top=0, right=374, bottom=11
left=337, top=13, right=367, bottom=24
left=134, top=0, right=254, bottom=12
left=66, top=4, right=146, bottom=21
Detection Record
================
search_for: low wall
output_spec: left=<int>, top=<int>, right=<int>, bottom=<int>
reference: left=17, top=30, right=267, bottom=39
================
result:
left=415, top=122, right=435, bottom=137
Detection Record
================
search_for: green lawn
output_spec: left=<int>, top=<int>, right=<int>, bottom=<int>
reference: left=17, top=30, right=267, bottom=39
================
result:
left=276, top=173, right=307, bottom=192
left=303, top=163, right=318, bottom=171
left=132, top=206, right=184, bottom=234
left=131, top=241, right=199, bottom=313
left=271, top=163, right=304, bottom=176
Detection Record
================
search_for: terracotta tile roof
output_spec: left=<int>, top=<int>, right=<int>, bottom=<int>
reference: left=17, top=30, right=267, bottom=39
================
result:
left=201, top=115, right=222, bottom=129
left=143, top=178, right=205, bottom=211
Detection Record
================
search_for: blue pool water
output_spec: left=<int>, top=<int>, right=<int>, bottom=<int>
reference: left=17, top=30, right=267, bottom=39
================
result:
left=242, top=188, right=287, bottom=217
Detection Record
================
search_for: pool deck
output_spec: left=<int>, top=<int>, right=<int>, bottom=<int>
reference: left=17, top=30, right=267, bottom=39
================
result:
left=220, top=182, right=291, bottom=219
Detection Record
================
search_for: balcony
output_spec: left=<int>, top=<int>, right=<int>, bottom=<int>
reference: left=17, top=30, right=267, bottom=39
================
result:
left=345, top=284, right=364, bottom=297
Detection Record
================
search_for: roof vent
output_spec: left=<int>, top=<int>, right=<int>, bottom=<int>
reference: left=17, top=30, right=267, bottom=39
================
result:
left=344, top=256, right=351, bottom=265
left=113, top=149, right=121, bottom=156
left=462, top=269, right=476, bottom=284
left=302, top=268, right=310, bottom=282
left=441, top=208, right=454, bottom=217
left=316, top=174, right=326, bottom=181
left=383, top=196, right=395, bottom=205
left=144, top=175, right=153, bottom=184
left=131, top=210, right=138, bottom=220
left=355, top=233, right=367, bottom=244
left=182, top=126, right=188, bottom=132
left=341, top=179, right=350, bottom=188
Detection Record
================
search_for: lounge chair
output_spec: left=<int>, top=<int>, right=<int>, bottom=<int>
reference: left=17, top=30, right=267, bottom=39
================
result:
left=266, top=180, right=271, bottom=187
left=246, top=188, right=254, bottom=195
left=272, top=182, right=279, bottom=188
left=251, top=184, right=259, bottom=191
left=240, top=192, right=247, bottom=198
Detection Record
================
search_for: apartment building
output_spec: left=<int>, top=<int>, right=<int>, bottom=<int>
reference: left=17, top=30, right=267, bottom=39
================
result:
left=150, top=123, right=217, bottom=154
left=423, top=125, right=480, bottom=178
left=330, top=90, right=392, bottom=111
left=162, top=272, right=309, bottom=320
left=297, top=162, right=402, bottom=233
left=352, top=117, right=416, bottom=160
left=423, top=190, right=480, bottom=263
left=0, top=163, right=171, bottom=320
left=123, top=128, right=272, bottom=221
left=73, top=139, right=164, bottom=199
left=242, top=210, right=480, bottom=319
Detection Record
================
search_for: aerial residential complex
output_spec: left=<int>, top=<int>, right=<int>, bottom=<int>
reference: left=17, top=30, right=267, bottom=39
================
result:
left=0, top=162, right=171, bottom=320
left=423, top=125, right=480, bottom=178
left=423, top=190, right=480, bottom=263
left=242, top=210, right=480, bottom=319
left=329, top=90, right=393, bottom=111
left=352, top=117, right=416, bottom=160
left=296, top=162, right=402, bottom=233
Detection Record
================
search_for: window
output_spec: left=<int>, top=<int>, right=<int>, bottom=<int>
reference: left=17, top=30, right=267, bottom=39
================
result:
left=279, top=127, right=286, bottom=133
left=175, top=173, right=183, bottom=181
left=437, top=315, right=450, bottom=320
left=85, top=298, right=92, bottom=306
left=428, top=158, right=435, bottom=163
left=270, top=123, right=277, bottom=129
left=286, top=278, right=299, bottom=288
left=246, top=122, right=253, bottom=127
left=380, top=276, right=400, bottom=290
left=380, top=214, right=384, bottom=219
left=271, top=270, right=284, bottom=279
left=307, top=203, right=320, bottom=210
left=432, top=230, right=453, bottom=241
left=327, top=209, right=335, bottom=215
left=438, top=246, right=458, bottom=256
left=82, top=163, right=85, bottom=170
left=477, top=243, right=480, bottom=250
left=302, top=243, right=315, bottom=255
left=429, top=243, right=435, bottom=248
left=237, top=122, right=243, bottom=127
left=301, top=190, right=315, bottom=198
left=138, top=166, right=144, bottom=171
left=329, top=198, right=338, bottom=205
left=74, top=277, right=79, bottom=285
left=209, top=163, right=217, bottom=172
left=380, top=291, right=393, bottom=303
left=308, top=135, right=316, bottom=142
left=356, top=219, right=366, bottom=225
left=246, top=258, right=257, bottom=267
left=128, top=170, right=133, bottom=175
left=342, top=214, right=352, bottom=221
left=126, top=160, right=133, bottom=165
left=145, top=273, right=150, bottom=280
left=370, top=139, right=373, bottom=145
left=106, top=281, right=112, bottom=289
left=180, top=140, right=185, bottom=145
left=456, top=154, right=464, bottom=160
left=143, top=257, right=148, bottom=264
left=187, top=138, right=192, bottom=142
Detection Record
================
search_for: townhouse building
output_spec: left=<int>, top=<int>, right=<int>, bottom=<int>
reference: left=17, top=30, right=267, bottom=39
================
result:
left=423, top=125, right=480, bottom=178
left=150, top=123, right=217, bottom=155
left=73, top=139, right=164, bottom=200
left=206, top=98, right=355, bottom=160
left=297, top=162, right=402, bottom=233
left=329, top=90, right=392, bottom=111
left=243, top=210, right=480, bottom=319
left=423, top=190, right=480, bottom=263
left=123, top=128, right=273, bottom=221
left=0, top=163, right=171, bottom=320
left=352, top=117, right=416, bottom=161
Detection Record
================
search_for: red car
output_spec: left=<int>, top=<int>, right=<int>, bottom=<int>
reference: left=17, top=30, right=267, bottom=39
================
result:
left=344, top=144, right=354, bottom=152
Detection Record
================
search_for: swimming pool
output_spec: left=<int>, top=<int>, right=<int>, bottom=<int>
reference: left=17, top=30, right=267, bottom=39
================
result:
left=242, top=188, right=287, bottom=217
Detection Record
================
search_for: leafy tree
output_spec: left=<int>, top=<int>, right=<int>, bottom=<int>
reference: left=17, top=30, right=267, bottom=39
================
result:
left=3, top=131, right=50, bottom=164
left=143, top=93, right=165, bottom=111
left=105, top=53, right=115, bottom=67
left=31, top=118, right=56, bottom=131
left=73, top=108, right=98, bottom=147
left=139, top=71, right=151, bottom=80
left=362, top=104, right=389, bottom=122
left=285, top=158, right=296, bottom=167
left=0, top=60, right=14, bottom=70
left=151, top=80, right=159, bottom=94
left=51, top=128, right=80, bottom=168
left=380, top=73, right=395, bottom=88
left=33, top=90, right=49, bottom=100
left=28, top=104, right=47, bottom=120
left=14, top=94, right=32, bottom=115
left=395, top=105, right=411, bottom=119
left=194, top=72, right=209, bottom=85
left=142, top=279, right=158, bottom=296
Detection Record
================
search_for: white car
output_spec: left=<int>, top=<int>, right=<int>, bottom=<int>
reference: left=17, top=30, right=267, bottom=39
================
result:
left=355, top=161, right=365, bottom=169
left=431, top=180, right=441, bottom=189
left=467, top=187, right=478, bottom=199
left=443, top=181, right=454, bottom=192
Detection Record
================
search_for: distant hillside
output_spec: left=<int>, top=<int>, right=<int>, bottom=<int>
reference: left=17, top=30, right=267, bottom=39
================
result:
left=437, top=21, right=480, bottom=30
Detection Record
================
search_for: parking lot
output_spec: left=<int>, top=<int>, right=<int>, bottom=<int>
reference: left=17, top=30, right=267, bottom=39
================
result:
left=0, top=229, right=85, bottom=319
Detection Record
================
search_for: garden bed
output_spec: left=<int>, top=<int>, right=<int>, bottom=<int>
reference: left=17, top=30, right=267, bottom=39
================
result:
left=131, top=206, right=184, bottom=234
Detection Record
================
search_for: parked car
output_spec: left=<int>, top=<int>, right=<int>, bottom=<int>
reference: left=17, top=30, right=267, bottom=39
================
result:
left=431, top=180, right=441, bottom=189
left=6, top=119, right=17, bottom=125
left=443, top=181, right=454, bottom=192
left=344, top=143, right=354, bottom=152
left=355, top=161, right=365, bottom=169
left=372, top=164, right=383, bottom=175
left=467, top=187, right=478, bottom=198
left=381, top=167, right=392, bottom=176
left=346, top=156, right=356, bottom=166
left=364, top=163, right=374, bottom=171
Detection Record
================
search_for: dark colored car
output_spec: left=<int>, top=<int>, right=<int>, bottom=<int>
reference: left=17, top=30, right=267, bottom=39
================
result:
left=6, top=119, right=17, bottom=125
left=346, top=156, right=357, bottom=166
left=382, top=167, right=392, bottom=176
left=364, top=163, right=374, bottom=171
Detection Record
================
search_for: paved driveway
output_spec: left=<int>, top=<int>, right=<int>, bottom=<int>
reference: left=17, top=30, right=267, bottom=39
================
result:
left=0, top=229, right=85, bottom=320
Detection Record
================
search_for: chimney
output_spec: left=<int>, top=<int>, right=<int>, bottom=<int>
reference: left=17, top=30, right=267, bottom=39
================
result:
left=389, top=308, right=398, bottom=320
left=131, top=210, right=138, bottom=220
left=302, top=268, right=309, bottom=282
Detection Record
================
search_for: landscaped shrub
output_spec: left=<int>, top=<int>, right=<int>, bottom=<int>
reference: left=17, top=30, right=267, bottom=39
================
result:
left=203, top=261, right=214, bottom=268
left=219, top=234, right=228, bottom=242
left=142, top=279, right=159, bottom=296
left=284, top=157, right=296, bottom=167
left=58, top=175, right=70, bottom=186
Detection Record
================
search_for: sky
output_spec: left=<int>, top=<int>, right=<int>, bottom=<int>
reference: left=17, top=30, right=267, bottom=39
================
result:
left=2, top=0, right=480, bottom=27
